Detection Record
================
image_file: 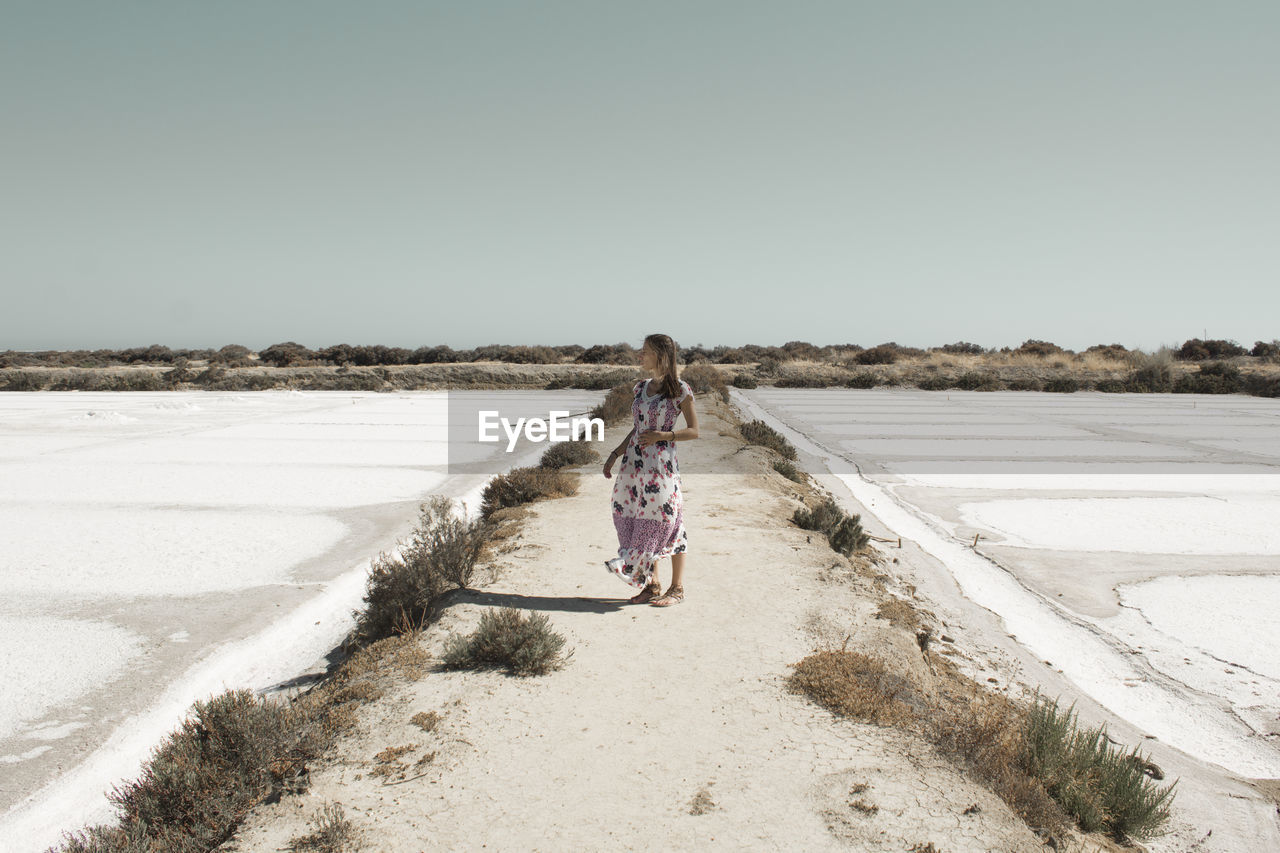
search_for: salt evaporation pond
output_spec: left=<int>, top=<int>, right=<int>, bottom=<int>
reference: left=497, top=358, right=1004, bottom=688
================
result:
left=0, top=389, right=602, bottom=849
left=733, top=388, right=1280, bottom=780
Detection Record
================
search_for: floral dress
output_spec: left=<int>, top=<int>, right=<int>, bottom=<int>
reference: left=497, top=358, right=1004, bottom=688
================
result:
left=607, top=377, right=692, bottom=589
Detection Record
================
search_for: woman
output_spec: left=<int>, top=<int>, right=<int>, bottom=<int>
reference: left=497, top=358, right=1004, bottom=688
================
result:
left=602, top=334, right=699, bottom=606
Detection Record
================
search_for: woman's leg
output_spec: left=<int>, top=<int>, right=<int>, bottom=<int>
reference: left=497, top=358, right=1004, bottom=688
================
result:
left=670, top=552, right=685, bottom=589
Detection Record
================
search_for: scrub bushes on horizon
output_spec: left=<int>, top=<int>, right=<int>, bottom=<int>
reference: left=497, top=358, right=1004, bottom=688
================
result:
left=1175, top=338, right=1247, bottom=361
left=680, top=363, right=729, bottom=401
left=480, top=466, right=578, bottom=520
left=355, top=497, right=493, bottom=644
left=441, top=607, right=571, bottom=677
left=539, top=440, right=600, bottom=470
left=1173, top=361, right=1243, bottom=394
left=739, top=420, right=797, bottom=460
left=1251, top=340, right=1280, bottom=358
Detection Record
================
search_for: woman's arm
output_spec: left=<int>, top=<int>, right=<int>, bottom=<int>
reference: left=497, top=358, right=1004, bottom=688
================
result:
left=669, top=396, right=699, bottom=442
left=609, top=427, right=636, bottom=457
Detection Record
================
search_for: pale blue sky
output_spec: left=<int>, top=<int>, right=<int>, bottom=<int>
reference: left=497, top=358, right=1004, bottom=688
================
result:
left=2, top=2, right=1277, bottom=352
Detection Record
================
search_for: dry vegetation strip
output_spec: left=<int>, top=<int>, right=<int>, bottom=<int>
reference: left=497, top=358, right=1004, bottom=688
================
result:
left=49, top=432, right=587, bottom=852
left=5, top=337, right=1278, bottom=396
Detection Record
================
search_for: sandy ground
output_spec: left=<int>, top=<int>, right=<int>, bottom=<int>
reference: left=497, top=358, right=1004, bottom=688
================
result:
left=221, top=396, right=1072, bottom=853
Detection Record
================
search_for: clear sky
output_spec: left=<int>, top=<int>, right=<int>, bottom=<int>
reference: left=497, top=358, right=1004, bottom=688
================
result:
left=2, top=2, right=1277, bottom=353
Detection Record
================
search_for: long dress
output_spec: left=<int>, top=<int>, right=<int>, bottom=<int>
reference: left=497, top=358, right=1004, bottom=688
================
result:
left=607, top=377, right=692, bottom=589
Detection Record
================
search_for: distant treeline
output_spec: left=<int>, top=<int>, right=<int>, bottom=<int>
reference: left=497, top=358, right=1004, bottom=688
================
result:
left=2, top=337, right=1277, bottom=368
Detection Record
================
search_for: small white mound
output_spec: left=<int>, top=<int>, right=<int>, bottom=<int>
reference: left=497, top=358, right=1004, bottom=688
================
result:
left=72, top=411, right=138, bottom=424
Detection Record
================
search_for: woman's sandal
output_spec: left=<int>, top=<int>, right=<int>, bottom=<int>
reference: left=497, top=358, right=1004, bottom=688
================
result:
left=650, top=586, right=684, bottom=607
left=629, top=583, right=662, bottom=604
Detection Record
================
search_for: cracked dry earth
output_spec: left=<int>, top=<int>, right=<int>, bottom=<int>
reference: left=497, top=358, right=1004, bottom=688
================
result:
left=222, top=399, right=1051, bottom=852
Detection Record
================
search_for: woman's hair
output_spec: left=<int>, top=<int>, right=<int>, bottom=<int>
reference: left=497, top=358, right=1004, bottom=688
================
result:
left=644, top=333, right=681, bottom=399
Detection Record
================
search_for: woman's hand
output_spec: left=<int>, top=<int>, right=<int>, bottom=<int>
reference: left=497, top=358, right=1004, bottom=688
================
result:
left=637, top=429, right=670, bottom=447
left=603, top=451, right=617, bottom=478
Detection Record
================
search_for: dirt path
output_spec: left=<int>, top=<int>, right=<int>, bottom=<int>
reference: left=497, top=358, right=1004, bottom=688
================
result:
left=224, top=398, right=1051, bottom=852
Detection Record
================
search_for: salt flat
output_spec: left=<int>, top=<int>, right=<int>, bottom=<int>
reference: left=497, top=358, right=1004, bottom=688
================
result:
left=734, top=388, right=1280, bottom=783
left=0, top=389, right=601, bottom=849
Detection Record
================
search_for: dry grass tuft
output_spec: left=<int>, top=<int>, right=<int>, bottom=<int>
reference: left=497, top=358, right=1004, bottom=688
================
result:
left=787, top=650, right=919, bottom=726
left=410, top=711, right=442, bottom=732
left=689, top=786, right=717, bottom=815
left=286, top=802, right=362, bottom=852
left=874, top=598, right=921, bottom=631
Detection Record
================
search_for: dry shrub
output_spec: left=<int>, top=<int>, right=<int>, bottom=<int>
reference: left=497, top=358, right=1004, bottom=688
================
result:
left=589, top=381, right=636, bottom=425
left=353, top=498, right=493, bottom=644
left=680, top=363, right=729, bottom=401
left=480, top=466, right=578, bottom=519
left=441, top=608, right=572, bottom=677
left=539, top=440, right=600, bottom=469
left=53, top=689, right=322, bottom=853
left=739, top=420, right=797, bottom=460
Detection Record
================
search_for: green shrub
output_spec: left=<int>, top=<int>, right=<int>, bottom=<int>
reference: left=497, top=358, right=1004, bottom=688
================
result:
left=441, top=608, right=571, bottom=676
left=353, top=497, right=493, bottom=644
left=1042, top=377, right=1079, bottom=393
left=739, top=420, right=797, bottom=460
left=1245, top=373, right=1280, bottom=397
left=917, top=375, right=951, bottom=391
left=1023, top=696, right=1175, bottom=840
left=1172, top=361, right=1243, bottom=395
left=793, top=497, right=869, bottom=556
left=953, top=371, right=1001, bottom=391
left=1124, top=365, right=1172, bottom=393
left=732, top=373, right=758, bottom=389
left=539, top=441, right=600, bottom=470
left=1094, top=378, right=1126, bottom=393
left=845, top=371, right=878, bottom=389
left=772, top=458, right=804, bottom=482
left=1006, top=377, right=1043, bottom=391
left=480, top=466, right=578, bottom=519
